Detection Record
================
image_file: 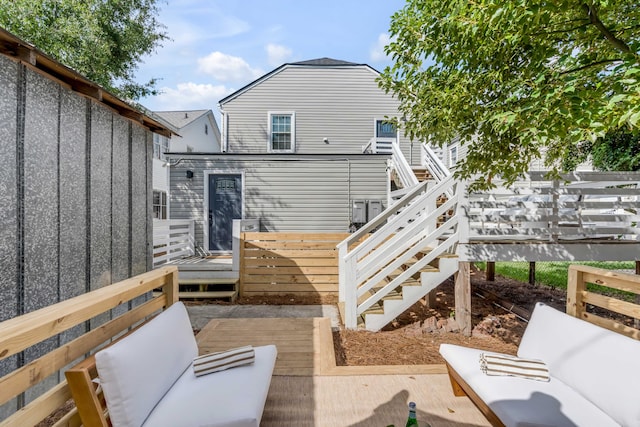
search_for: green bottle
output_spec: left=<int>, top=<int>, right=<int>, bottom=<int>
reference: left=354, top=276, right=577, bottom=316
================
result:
left=405, top=401, right=418, bottom=427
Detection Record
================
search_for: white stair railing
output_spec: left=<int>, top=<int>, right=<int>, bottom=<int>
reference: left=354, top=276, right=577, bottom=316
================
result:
left=338, top=175, right=460, bottom=329
left=422, top=143, right=451, bottom=183
left=392, top=141, right=420, bottom=189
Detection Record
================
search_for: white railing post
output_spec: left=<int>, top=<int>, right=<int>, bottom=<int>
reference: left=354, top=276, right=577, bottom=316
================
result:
left=188, top=220, right=195, bottom=256
left=344, top=256, right=358, bottom=329
left=232, top=219, right=242, bottom=273
left=457, top=181, right=470, bottom=246
left=338, top=243, right=347, bottom=303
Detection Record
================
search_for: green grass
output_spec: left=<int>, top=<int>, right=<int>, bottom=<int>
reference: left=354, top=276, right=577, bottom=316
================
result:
left=476, top=261, right=636, bottom=290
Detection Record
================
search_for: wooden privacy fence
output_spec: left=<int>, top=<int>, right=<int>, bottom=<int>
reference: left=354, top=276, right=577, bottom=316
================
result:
left=240, top=232, right=350, bottom=297
left=0, top=267, right=179, bottom=427
left=567, top=264, right=640, bottom=340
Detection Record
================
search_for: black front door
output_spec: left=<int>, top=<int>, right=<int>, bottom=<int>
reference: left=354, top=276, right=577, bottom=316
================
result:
left=208, top=174, right=242, bottom=251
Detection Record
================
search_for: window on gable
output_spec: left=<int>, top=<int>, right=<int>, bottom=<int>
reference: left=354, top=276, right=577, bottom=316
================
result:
left=205, top=124, right=208, bottom=135
left=269, top=112, right=295, bottom=152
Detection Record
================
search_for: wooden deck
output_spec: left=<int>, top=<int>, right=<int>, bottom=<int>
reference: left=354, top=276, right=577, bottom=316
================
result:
left=195, top=317, right=492, bottom=426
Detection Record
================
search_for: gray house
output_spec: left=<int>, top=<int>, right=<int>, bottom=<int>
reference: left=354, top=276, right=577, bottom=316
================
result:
left=167, top=58, right=423, bottom=252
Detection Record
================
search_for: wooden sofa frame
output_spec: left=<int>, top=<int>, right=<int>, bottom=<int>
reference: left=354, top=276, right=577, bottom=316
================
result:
left=0, top=266, right=179, bottom=427
left=444, top=264, right=640, bottom=427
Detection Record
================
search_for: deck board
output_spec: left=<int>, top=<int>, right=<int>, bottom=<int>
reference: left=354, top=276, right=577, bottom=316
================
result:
left=195, top=317, right=491, bottom=426
left=197, top=317, right=451, bottom=376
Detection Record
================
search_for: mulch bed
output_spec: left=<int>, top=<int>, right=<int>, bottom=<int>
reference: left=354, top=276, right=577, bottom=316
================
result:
left=226, top=267, right=572, bottom=366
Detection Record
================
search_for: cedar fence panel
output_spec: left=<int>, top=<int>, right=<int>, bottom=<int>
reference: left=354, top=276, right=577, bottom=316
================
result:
left=240, top=232, right=351, bottom=297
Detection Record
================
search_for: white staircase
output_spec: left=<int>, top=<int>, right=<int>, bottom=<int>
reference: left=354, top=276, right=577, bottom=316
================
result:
left=338, top=174, right=461, bottom=331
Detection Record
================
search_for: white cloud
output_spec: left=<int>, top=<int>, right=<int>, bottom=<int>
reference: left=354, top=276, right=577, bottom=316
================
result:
left=266, top=43, right=293, bottom=66
left=370, top=33, right=392, bottom=62
left=197, top=52, right=263, bottom=83
left=154, top=82, right=232, bottom=110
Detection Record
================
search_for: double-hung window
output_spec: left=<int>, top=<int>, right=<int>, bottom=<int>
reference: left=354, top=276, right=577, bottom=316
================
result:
left=268, top=112, right=295, bottom=152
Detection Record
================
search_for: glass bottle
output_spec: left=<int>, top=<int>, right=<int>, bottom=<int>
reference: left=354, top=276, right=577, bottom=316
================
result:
left=405, top=401, right=418, bottom=427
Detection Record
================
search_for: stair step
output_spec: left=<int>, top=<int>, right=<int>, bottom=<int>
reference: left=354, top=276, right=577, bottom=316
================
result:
left=362, top=304, right=384, bottom=315
left=153, top=290, right=238, bottom=302
left=400, top=279, right=421, bottom=287
left=178, top=278, right=239, bottom=285
left=371, top=288, right=403, bottom=299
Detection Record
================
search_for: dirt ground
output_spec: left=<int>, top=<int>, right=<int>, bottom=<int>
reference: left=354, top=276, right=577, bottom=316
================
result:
left=236, top=266, right=569, bottom=366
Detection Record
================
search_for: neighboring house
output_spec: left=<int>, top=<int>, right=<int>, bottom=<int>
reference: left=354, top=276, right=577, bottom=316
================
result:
left=167, top=58, right=423, bottom=252
left=151, top=110, right=221, bottom=219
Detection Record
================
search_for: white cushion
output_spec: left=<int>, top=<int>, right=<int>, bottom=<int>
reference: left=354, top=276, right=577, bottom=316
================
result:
left=440, top=344, right=618, bottom=427
left=142, top=344, right=277, bottom=427
left=95, top=302, right=198, bottom=427
left=519, top=302, right=640, bottom=427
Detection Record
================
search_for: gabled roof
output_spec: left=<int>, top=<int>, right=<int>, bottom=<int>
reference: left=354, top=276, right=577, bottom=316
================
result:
left=154, top=110, right=210, bottom=129
left=290, top=57, right=360, bottom=66
left=219, top=57, right=379, bottom=105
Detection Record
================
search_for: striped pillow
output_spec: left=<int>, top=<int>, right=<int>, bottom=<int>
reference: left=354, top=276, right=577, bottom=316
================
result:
left=193, top=345, right=255, bottom=377
left=480, top=353, right=550, bottom=382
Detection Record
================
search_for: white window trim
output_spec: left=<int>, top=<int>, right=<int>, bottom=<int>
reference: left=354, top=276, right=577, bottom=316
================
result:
left=449, top=144, right=458, bottom=167
left=374, top=117, right=399, bottom=139
left=267, top=111, right=296, bottom=153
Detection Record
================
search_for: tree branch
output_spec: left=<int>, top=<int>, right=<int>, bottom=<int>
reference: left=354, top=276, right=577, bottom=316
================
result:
left=559, top=58, right=622, bottom=75
left=530, top=22, right=590, bottom=37
left=583, top=3, right=638, bottom=57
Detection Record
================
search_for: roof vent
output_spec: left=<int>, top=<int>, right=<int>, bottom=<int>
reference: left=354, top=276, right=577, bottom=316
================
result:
left=184, top=112, right=188, bottom=118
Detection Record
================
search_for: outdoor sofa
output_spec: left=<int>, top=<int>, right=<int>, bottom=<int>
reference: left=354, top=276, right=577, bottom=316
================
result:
left=440, top=302, right=640, bottom=427
left=68, top=301, right=277, bottom=427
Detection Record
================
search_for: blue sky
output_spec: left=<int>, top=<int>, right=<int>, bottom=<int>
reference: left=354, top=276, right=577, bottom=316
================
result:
left=137, top=0, right=406, bottom=119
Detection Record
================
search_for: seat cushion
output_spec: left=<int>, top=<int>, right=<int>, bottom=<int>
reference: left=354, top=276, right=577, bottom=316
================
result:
left=440, top=344, right=618, bottom=427
left=96, top=302, right=198, bottom=427
left=142, top=344, right=277, bottom=427
left=519, top=302, right=640, bottom=427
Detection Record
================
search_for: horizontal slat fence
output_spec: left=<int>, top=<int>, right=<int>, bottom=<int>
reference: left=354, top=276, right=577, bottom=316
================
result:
left=567, top=265, right=640, bottom=340
left=464, top=171, right=640, bottom=242
left=153, top=219, right=195, bottom=267
left=240, top=233, right=351, bottom=296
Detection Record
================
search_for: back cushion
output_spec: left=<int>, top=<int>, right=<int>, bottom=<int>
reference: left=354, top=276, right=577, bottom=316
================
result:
left=518, top=302, right=640, bottom=427
left=95, top=302, right=198, bottom=427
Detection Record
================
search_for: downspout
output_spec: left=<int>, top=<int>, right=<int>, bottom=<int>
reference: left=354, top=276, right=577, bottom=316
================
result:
left=347, top=158, right=351, bottom=231
left=219, top=107, right=227, bottom=152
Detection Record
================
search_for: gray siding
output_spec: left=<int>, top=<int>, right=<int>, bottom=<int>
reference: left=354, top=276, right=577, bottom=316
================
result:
left=169, top=155, right=388, bottom=250
left=0, top=58, right=153, bottom=418
left=222, top=66, right=421, bottom=165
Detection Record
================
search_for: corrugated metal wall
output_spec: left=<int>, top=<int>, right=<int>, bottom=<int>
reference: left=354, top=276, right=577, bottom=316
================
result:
left=0, top=54, right=153, bottom=418
left=169, top=155, right=389, bottom=251
left=222, top=66, right=422, bottom=164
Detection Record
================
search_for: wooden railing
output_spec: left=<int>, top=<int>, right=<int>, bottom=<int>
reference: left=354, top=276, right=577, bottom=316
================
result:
left=567, top=265, right=640, bottom=340
left=0, top=267, right=179, bottom=426
left=153, top=219, right=195, bottom=266
left=240, top=232, right=349, bottom=297
left=463, top=172, right=640, bottom=242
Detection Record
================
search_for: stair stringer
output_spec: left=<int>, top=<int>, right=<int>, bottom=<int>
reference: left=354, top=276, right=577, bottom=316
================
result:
left=362, top=257, right=459, bottom=331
